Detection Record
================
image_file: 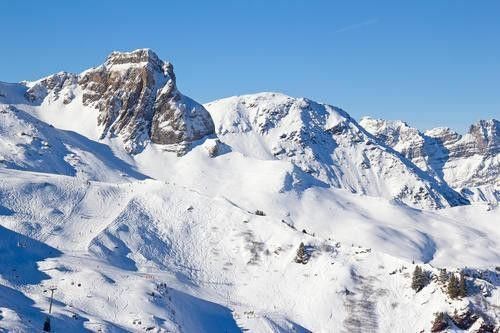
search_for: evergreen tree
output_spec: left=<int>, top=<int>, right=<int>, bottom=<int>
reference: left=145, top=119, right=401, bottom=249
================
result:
left=438, top=268, right=448, bottom=284
left=447, top=274, right=460, bottom=299
left=411, top=265, right=428, bottom=292
left=255, top=210, right=265, bottom=216
left=294, top=242, right=308, bottom=264
left=458, top=271, right=467, bottom=297
left=411, top=265, right=421, bottom=291
left=431, top=312, right=448, bottom=332
left=43, top=316, right=51, bottom=332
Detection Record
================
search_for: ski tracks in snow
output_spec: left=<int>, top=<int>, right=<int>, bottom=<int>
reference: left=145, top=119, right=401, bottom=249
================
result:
left=343, top=267, right=379, bottom=333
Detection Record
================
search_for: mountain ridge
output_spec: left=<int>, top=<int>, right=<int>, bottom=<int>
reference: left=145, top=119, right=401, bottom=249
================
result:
left=360, top=116, right=499, bottom=203
left=0, top=48, right=499, bottom=332
left=204, top=92, right=470, bottom=209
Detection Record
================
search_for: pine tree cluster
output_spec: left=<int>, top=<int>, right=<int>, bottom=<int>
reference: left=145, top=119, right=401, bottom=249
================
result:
left=411, top=265, right=429, bottom=292
left=447, top=271, right=467, bottom=299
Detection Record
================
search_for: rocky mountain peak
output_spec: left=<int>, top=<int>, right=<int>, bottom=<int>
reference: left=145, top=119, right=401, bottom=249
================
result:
left=64, top=49, right=213, bottom=154
left=359, top=117, right=426, bottom=160
left=25, top=71, right=78, bottom=104
left=106, top=48, right=162, bottom=66
left=103, top=49, right=176, bottom=82
left=21, top=49, right=214, bottom=155
left=468, top=119, right=499, bottom=154
left=362, top=117, right=499, bottom=201
left=205, top=93, right=468, bottom=209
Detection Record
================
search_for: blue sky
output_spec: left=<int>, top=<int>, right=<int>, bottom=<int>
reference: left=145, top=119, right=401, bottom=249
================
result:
left=1, top=0, right=498, bottom=132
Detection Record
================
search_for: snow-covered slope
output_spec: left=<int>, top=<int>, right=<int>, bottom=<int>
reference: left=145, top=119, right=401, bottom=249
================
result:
left=0, top=103, right=145, bottom=182
left=0, top=166, right=498, bottom=332
left=360, top=117, right=499, bottom=204
left=204, top=93, right=468, bottom=209
left=0, top=49, right=499, bottom=332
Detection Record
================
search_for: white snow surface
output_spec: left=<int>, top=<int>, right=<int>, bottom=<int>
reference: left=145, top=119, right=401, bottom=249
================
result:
left=0, top=75, right=499, bottom=332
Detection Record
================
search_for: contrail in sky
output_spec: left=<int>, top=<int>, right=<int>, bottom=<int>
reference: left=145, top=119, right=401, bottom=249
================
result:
left=334, top=18, right=379, bottom=33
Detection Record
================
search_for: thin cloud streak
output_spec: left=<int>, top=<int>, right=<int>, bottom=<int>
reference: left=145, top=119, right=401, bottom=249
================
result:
left=334, top=18, right=379, bottom=33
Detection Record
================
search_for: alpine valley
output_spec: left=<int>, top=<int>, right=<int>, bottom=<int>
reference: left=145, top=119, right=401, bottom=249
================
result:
left=0, top=49, right=498, bottom=333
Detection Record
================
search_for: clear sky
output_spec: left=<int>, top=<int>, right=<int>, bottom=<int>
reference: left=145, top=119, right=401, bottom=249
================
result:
left=1, top=0, right=498, bottom=132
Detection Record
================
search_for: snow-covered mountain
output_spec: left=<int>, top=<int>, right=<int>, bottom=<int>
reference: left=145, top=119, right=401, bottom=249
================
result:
left=360, top=117, right=499, bottom=204
left=22, top=49, right=215, bottom=155
left=0, top=49, right=499, bottom=332
left=205, top=93, right=469, bottom=209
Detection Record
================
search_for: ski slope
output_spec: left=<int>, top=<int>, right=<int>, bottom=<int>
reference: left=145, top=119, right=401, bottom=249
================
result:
left=0, top=50, right=499, bottom=332
left=0, top=154, right=498, bottom=332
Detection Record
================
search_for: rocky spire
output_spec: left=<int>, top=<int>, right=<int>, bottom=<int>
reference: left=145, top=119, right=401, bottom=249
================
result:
left=468, top=119, right=499, bottom=154
left=77, top=49, right=214, bottom=153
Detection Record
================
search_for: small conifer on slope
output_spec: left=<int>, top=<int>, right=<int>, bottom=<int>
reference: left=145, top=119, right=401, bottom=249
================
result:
left=411, top=265, right=429, bottom=292
left=294, top=242, right=309, bottom=264
left=447, top=273, right=460, bottom=298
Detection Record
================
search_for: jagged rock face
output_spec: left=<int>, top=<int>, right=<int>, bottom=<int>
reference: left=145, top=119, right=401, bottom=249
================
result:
left=360, top=117, right=499, bottom=202
left=25, top=72, right=77, bottom=104
left=361, top=117, right=445, bottom=178
left=470, top=119, right=499, bottom=154
left=25, top=49, right=215, bottom=154
left=77, top=49, right=214, bottom=153
left=426, top=120, right=499, bottom=159
left=79, top=50, right=165, bottom=147
left=205, top=93, right=468, bottom=209
left=427, top=121, right=499, bottom=198
left=150, top=86, right=215, bottom=150
left=357, top=118, right=427, bottom=160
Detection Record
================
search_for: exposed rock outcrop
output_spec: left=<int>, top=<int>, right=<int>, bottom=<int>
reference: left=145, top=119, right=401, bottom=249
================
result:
left=25, top=49, right=215, bottom=154
left=25, top=72, right=77, bottom=104
left=426, top=119, right=499, bottom=160
left=360, top=117, right=499, bottom=203
left=78, top=49, right=214, bottom=153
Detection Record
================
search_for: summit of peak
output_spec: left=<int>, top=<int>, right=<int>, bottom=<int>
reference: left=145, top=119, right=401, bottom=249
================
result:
left=425, top=126, right=457, bottom=137
left=106, top=48, right=161, bottom=65
left=468, top=119, right=499, bottom=152
left=103, top=48, right=172, bottom=75
left=359, top=117, right=412, bottom=132
left=469, top=119, right=499, bottom=133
